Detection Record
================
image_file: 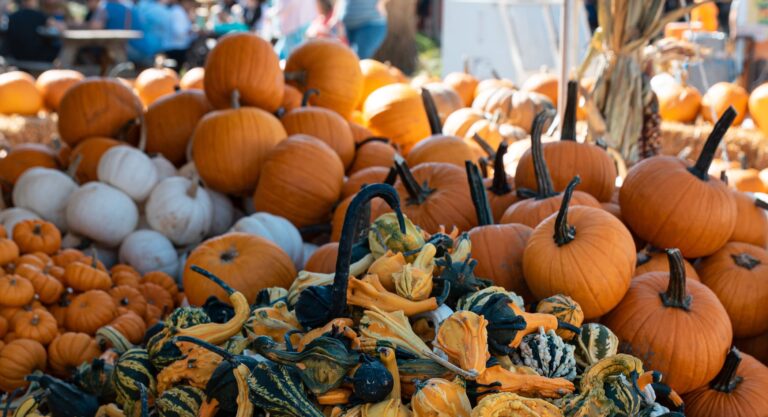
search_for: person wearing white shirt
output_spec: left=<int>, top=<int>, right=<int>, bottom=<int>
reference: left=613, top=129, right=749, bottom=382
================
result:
left=268, top=0, right=317, bottom=59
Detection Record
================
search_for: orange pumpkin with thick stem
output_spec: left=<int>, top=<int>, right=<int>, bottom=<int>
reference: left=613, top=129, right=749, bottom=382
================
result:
left=602, top=249, right=733, bottom=394
left=35, top=69, right=85, bottom=111
left=349, top=139, right=396, bottom=174
left=0, top=338, right=47, bottom=391
left=422, top=83, right=463, bottom=125
left=69, top=137, right=122, bottom=183
left=0, top=144, right=59, bottom=186
left=620, top=107, right=738, bottom=258
left=363, top=83, right=430, bottom=153
left=135, top=67, right=179, bottom=107
left=13, top=309, right=58, bottom=345
left=285, top=38, right=362, bottom=119
left=183, top=233, right=296, bottom=305
left=697, top=242, right=768, bottom=338
left=303, top=242, right=338, bottom=273
left=65, top=290, right=118, bottom=334
left=515, top=81, right=617, bottom=202
left=683, top=348, right=768, bottom=417
left=523, top=177, right=635, bottom=319
left=12, top=219, right=61, bottom=255
left=342, top=166, right=393, bottom=199
left=501, top=112, right=600, bottom=228
left=634, top=249, right=700, bottom=281
left=357, top=59, right=400, bottom=110
left=47, top=332, right=100, bottom=377
left=145, top=90, right=212, bottom=165
left=701, top=82, right=748, bottom=125
left=109, top=311, right=147, bottom=344
left=192, top=92, right=287, bottom=195
left=0, top=71, right=43, bottom=116
left=204, top=32, right=284, bottom=111
left=253, top=135, right=344, bottom=228
left=180, top=67, right=204, bottom=90
left=58, top=78, right=142, bottom=146
left=109, top=285, right=148, bottom=318
left=281, top=91, right=356, bottom=168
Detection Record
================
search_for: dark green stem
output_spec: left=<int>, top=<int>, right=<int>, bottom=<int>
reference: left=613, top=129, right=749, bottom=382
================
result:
left=530, top=110, right=558, bottom=199
left=421, top=88, right=442, bottom=135
left=561, top=80, right=578, bottom=141
left=488, top=141, right=512, bottom=196
left=471, top=134, right=496, bottom=159
left=553, top=176, right=580, bottom=246
left=383, top=167, right=397, bottom=185
left=301, top=89, right=319, bottom=107
left=688, top=106, right=736, bottom=180
left=190, top=265, right=236, bottom=296
left=710, top=347, right=743, bottom=393
left=466, top=161, right=493, bottom=226
left=720, top=170, right=728, bottom=185
left=356, top=137, right=390, bottom=148
left=732, top=253, right=761, bottom=270
left=394, top=155, right=433, bottom=205
left=660, top=249, right=692, bottom=310
left=755, top=198, right=768, bottom=210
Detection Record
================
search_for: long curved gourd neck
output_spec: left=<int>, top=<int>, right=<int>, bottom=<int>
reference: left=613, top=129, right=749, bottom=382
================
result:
left=552, top=176, right=581, bottom=246
left=421, top=88, right=442, bottom=135
left=329, top=184, right=406, bottom=318
left=527, top=110, right=558, bottom=200
left=660, top=249, right=692, bottom=310
left=466, top=161, right=494, bottom=226
left=710, top=347, right=744, bottom=393
left=688, top=106, right=737, bottom=181
left=487, top=141, right=512, bottom=196
left=560, top=80, right=578, bottom=141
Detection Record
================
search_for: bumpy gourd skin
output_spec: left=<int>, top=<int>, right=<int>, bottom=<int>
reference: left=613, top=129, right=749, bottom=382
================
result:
left=411, top=378, right=472, bottom=417
left=470, top=392, right=563, bottom=417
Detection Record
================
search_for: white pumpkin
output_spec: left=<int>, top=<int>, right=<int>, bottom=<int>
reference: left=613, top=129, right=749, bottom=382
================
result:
left=207, top=189, right=235, bottom=237
left=230, top=212, right=304, bottom=268
left=97, top=145, right=159, bottom=202
left=13, top=167, right=77, bottom=231
left=145, top=176, right=212, bottom=246
left=0, top=208, right=40, bottom=236
left=119, top=229, right=180, bottom=277
left=152, top=154, right=177, bottom=182
left=66, top=182, right=139, bottom=247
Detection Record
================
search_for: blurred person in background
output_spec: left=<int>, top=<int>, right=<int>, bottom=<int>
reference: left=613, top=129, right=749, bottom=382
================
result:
left=268, top=0, right=317, bottom=59
left=306, top=0, right=345, bottom=42
left=337, top=0, right=387, bottom=59
left=6, top=0, right=61, bottom=61
left=88, top=0, right=133, bottom=29
left=129, top=0, right=169, bottom=66
left=163, top=0, right=195, bottom=70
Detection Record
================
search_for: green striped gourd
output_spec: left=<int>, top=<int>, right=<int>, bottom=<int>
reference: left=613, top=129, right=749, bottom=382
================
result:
left=573, top=323, right=619, bottom=369
left=156, top=385, right=206, bottom=417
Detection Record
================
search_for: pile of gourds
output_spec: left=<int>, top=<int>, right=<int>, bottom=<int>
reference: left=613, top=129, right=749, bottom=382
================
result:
left=0, top=32, right=766, bottom=417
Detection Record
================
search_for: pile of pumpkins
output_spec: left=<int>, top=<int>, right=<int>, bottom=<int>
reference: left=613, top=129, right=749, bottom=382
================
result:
left=0, top=32, right=765, bottom=417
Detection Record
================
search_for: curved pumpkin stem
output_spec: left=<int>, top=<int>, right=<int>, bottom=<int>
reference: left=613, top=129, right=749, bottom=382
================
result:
left=301, top=89, right=319, bottom=107
left=355, top=137, right=391, bottom=148
left=230, top=89, right=241, bottom=110
left=660, top=249, right=692, bottom=310
left=421, top=88, right=442, bottom=135
left=560, top=80, right=578, bottom=141
left=466, top=161, right=493, bottom=226
left=755, top=198, right=768, bottom=211
left=710, top=347, right=743, bottom=393
left=527, top=110, right=558, bottom=200
left=471, top=134, right=496, bottom=159
left=190, top=265, right=236, bottom=296
left=688, top=106, right=736, bottom=180
left=553, top=176, right=580, bottom=246
left=394, top=154, right=434, bottom=204
left=108, top=61, right=135, bottom=78
left=488, top=141, right=511, bottom=196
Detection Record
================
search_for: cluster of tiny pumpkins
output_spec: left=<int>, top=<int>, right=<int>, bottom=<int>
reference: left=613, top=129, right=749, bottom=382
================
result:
left=0, top=31, right=765, bottom=417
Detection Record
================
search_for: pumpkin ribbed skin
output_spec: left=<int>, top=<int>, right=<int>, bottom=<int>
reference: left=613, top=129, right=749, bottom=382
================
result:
left=179, top=67, right=204, bottom=90
left=285, top=39, right=363, bottom=120
left=47, top=332, right=101, bottom=377
left=110, top=311, right=147, bottom=344
left=342, top=166, right=391, bottom=199
left=697, top=242, right=768, bottom=338
left=110, top=285, right=148, bottom=317
left=349, top=140, right=396, bottom=174
left=500, top=191, right=601, bottom=229
left=0, top=338, right=47, bottom=391
left=69, top=137, right=122, bottom=183
left=58, top=78, right=142, bottom=146
left=204, top=33, right=284, bottom=111
left=254, top=135, right=344, bottom=228
left=358, top=59, right=400, bottom=109
left=469, top=223, right=533, bottom=301
left=183, top=232, right=296, bottom=305
left=422, top=83, right=464, bottom=125
left=145, top=90, right=212, bottom=165
left=363, top=84, right=431, bottom=153
left=406, top=135, right=476, bottom=168
left=443, top=108, right=484, bottom=138
left=281, top=106, right=356, bottom=168
left=135, top=68, right=179, bottom=107
left=35, top=69, right=85, bottom=111
left=443, top=71, right=478, bottom=107
left=635, top=251, right=700, bottom=281
left=13, top=309, right=58, bottom=345
left=735, top=332, right=768, bottom=365
left=303, top=242, right=338, bottom=273
left=0, top=71, right=43, bottom=116
left=192, top=107, right=287, bottom=195
left=65, top=290, right=118, bottom=334
left=729, top=191, right=768, bottom=247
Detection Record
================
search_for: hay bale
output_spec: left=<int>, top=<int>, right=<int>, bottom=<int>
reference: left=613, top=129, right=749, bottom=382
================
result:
left=0, top=114, right=58, bottom=147
left=660, top=121, right=768, bottom=169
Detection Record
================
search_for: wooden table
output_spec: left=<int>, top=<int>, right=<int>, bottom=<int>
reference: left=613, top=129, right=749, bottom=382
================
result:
left=40, top=29, right=143, bottom=68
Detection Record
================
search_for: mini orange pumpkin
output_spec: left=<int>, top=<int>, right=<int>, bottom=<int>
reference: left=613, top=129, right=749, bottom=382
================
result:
left=65, top=259, right=112, bottom=292
left=0, top=238, right=20, bottom=266
left=139, top=282, right=174, bottom=317
left=0, top=275, right=34, bottom=307
left=13, top=309, right=58, bottom=345
left=12, top=219, right=61, bottom=255
left=47, top=332, right=101, bottom=377
left=109, top=311, right=147, bottom=344
left=0, top=338, right=47, bottom=391
left=65, top=290, right=118, bottom=334
left=109, top=285, right=148, bottom=318
left=15, top=263, right=64, bottom=304
left=112, top=270, right=142, bottom=289
left=701, top=82, right=748, bottom=125
left=142, top=271, right=179, bottom=300
left=0, top=71, right=43, bottom=116
left=52, top=248, right=87, bottom=268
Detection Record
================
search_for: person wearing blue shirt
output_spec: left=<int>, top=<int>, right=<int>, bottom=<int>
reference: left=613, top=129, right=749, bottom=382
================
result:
left=129, top=0, right=170, bottom=66
left=337, top=0, right=387, bottom=59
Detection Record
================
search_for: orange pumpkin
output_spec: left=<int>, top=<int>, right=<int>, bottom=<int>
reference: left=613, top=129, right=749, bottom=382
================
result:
left=109, top=311, right=147, bottom=344
left=342, top=166, right=393, bottom=199
left=15, top=263, right=64, bottom=304
left=602, top=249, right=732, bottom=394
left=725, top=166, right=767, bottom=193
left=112, top=270, right=142, bottom=289
left=183, top=233, right=297, bottom=305
left=145, top=90, right=212, bottom=165
left=281, top=84, right=303, bottom=112
left=750, top=82, right=768, bottom=136
left=422, top=83, right=464, bottom=125
left=349, top=121, right=374, bottom=144
left=0, top=71, right=43, bottom=115
left=697, top=242, right=768, bottom=338
left=135, top=67, right=179, bottom=107
left=523, top=177, right=636, bottom=319
left=13, top=309, right=58, bottom=345
left=348, top=138, right=396, bottom=174
left=180, top=67, right=204, bottom=90
left=35, top=69, right=85, bottom=111
left=0, top=275, right=33, bottom=307
left=634, top=249, right=700, bottom=281
left=204, top=32, right=284, bottom=111
left=12, top=219, right=61, bottom=255
left=471, top=87, right=537, bottom=134
left=406, top=135, right=475, bottom=168
left=303, top=242, right=338, bottom=273
left=474, top=77, right=516, bottom=98
left=192, top=98, right=287, bottom=195
left=0, top=144, right=59, bottom=186
left=522, top=72, right=558, bottom=107
left=443, top=67, right=478, bottom=107
left=735, top=332, right=768, bottom=365
left=281, top=94, right=356, bottom=168
left=142, top=271, right=179, bottom=300
left=139, top=282, right=174, bottom=317
left=65, top=290, right=118, bottom=334
left=47, top=332, right=100, bottom=377
left=0, top=339, right=47, bottom=391
left=285, top=39, right=363, bottom=119
left=443, top=108, right=485, bottom=138
left=52, top=248, right=87, bottom=268
left=357, top=59, right=400, bottom=109
left=253, top=135, right=344, bottom=228
left=65, top=259, right=112, bottom=292
left=701, top=82, right=748, bottom=125
left=57, top=78, right=143, bottom=146
left=69, top=137, right=122, bottom=183
left=109, top=285, right=148, bottom=318
left=658, top=83, right=702, bottom=123
left=730, top=192, right=768, bottom=247
left=363, top=83, right=430, bottom=153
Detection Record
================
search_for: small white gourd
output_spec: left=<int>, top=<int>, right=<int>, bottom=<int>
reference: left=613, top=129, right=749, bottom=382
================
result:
left=66, top=182, right=139, bottom=247
left=97, top=145, right=159, bottom=202
left=145, top=176, right=212, bottom=246
left=119, top=229, right=180, bottom=277
left=13, top=167, right=77, bottom=231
